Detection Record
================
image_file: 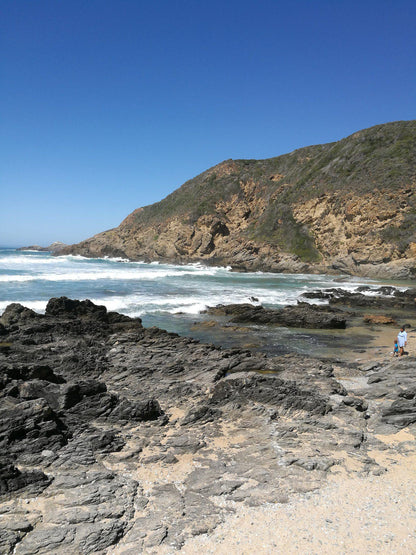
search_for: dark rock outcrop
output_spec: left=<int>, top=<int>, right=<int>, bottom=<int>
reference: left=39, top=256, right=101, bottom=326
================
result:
left=302, top=286, right=416, bottom=310
left=209, top=373, right=332, bottom=415
left=0, top=297, right=415, bottom=553
left=0, top=460, right=51, bottom=497
left=205, top=302, right=347, bottom=328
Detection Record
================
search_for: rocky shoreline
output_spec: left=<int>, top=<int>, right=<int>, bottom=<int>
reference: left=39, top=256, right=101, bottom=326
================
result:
left=1, top=290, right=416, bottom=554
left=58, top=121, right=416, bottom=282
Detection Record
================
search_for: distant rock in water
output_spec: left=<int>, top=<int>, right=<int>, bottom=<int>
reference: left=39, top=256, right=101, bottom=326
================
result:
left=18, top=241, right=67, bottom=254
left=61, top=120, right=416, bottom=279
left=301, top=286, right=416, bottom=310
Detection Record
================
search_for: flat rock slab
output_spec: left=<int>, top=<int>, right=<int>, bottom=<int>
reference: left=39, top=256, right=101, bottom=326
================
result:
left=205, top=302, right=347, bottom=328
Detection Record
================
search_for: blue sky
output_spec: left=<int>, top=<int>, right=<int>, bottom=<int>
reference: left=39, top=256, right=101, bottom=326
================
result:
left=1, top=0, right=415, bottom=247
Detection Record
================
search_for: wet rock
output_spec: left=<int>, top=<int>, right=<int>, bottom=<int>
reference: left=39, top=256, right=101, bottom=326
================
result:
left=205, top=302, right=347, bottom=329
left=302, top=286, right=416, bottom=310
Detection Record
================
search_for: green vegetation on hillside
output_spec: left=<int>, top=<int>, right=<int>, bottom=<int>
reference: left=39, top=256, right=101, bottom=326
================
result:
left=125, top=120, right=415, bottom=258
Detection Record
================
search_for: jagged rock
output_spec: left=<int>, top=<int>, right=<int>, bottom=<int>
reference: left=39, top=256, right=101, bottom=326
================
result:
left=181, top=404, right=221, bottom=425
left=0, top=304, right=41, bottom=327
left=45, top=297, right=108, bottom=320
left=0, top=459, right=51, bottom=497
left=59, top=380, right=107, bottom=409
left=0, top=397, right=68, bottom=457
left=107, top=398, right=163, bottom=422
left=1, top=297, right=415, bottom=553
left=4, top=364, right=64, bottom=384
left=209, top=373, right=331, bottom=415
left=382, top=397, right=416, bottom=426
left=302, top=286, right=416, bottom=310
left=18, top=242, right=68, bottom=254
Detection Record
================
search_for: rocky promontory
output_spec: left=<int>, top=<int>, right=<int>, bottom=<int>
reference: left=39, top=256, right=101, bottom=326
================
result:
left=18, top=242, right=68, bottom=254
left=1, top=296, right=416, bottom=553
left=61, top=120, right=416, bottom=279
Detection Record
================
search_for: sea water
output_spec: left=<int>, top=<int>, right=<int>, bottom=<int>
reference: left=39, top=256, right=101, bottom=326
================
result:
left=0, top=248, right=394, bottom=356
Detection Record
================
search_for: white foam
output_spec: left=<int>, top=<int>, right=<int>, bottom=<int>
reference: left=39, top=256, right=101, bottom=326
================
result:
left=0, top=255, right=71, bottom=266
left=1, top=250, right=407, bottom=323
left=87, top=288, right=262, bottom=317
left=0, top=266, right=221, bottom=283
left=0, top=275, right=35, bottom=282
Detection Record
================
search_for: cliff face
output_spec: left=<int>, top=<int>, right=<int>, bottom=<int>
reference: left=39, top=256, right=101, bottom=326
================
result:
left=62, top=120, right=416, bottom=278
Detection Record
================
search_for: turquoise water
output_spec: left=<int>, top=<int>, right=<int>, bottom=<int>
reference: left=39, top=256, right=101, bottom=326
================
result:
left=0, top=248, right=396, bottom=356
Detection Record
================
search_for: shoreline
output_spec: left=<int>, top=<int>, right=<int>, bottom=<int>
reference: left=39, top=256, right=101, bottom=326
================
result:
left=7, top=245, right=416, bottom=283
left=1, top=295, right=416, bottom=554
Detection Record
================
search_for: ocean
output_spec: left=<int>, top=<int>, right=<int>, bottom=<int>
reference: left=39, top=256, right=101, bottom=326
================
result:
left=0, top=248, right=397, bottom=356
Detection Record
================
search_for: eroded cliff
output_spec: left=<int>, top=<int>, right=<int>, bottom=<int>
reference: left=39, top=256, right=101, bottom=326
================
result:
left=62, top=120, right=416, bottom=278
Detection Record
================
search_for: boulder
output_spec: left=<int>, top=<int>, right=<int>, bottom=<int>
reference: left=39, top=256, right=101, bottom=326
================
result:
left=0, top=304, right=41, bottom=327
left=45, top=297, right=108, bottom=320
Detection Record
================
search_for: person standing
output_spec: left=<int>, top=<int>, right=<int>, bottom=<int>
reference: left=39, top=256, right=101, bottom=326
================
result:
left=397, top=326, right=408, bottom=357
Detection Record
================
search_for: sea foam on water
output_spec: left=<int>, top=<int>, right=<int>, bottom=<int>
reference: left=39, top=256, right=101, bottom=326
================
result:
left=0, top=248, right=383, bottom=322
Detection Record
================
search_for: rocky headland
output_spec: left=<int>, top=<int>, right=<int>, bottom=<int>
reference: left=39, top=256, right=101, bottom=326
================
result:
left=1, top=289, right=416, bottom=553
left=18, top=242, right=68, bottom=255
left=60, top=120, right=416, bottom=279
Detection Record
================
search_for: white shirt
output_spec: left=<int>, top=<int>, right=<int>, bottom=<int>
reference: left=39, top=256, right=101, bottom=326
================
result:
left=397, top=330, right=407, bottom=347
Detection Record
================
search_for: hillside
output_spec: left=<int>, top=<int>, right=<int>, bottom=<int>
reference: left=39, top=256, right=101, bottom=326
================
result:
left=62, top=120, right=416, bottom=278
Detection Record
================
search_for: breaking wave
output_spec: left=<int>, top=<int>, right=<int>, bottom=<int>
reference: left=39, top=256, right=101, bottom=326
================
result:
left=0, top=248, right=392, bottom=320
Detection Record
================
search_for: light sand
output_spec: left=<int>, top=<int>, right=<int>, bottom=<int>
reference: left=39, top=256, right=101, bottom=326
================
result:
left=179, top=433, right=416, bottom=554
left=176, top=330, right=416, bottom=554
left=347, top=323, right=414, bottom=362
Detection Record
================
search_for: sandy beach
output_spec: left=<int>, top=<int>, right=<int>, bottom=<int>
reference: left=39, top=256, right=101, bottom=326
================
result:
left=179, top=435, right=416, bottom=554
left=173, top=330, right=416, bottom=554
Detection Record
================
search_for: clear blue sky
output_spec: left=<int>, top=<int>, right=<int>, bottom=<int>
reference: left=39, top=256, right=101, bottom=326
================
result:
left=1, top=0, right=415, bottom=247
